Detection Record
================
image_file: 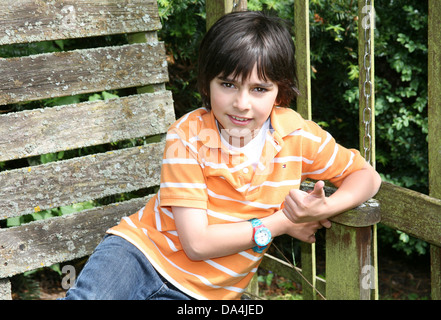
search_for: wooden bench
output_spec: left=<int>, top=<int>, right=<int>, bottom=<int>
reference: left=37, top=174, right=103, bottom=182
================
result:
left=0, top=0, right=175, bottom=299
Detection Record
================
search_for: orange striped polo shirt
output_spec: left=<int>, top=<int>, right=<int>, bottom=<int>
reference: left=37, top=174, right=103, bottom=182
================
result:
left=108, top=106, right=366, bottom=300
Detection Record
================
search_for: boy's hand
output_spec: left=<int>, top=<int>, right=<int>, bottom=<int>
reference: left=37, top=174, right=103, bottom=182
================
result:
left=282, top=181, right=331, bottom=227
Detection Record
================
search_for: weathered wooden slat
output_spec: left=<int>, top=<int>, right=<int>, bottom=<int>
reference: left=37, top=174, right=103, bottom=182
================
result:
left=0, top=196, right=152, bottom=278
left=0, top=142, right=164, bottom=220
left=0, top=0, right=161, bottom=45
left=375, top=182, right=441, bottom=247
left=0, top=91, right=174, bottom=162
left=0, top=42, right=169, bottom=105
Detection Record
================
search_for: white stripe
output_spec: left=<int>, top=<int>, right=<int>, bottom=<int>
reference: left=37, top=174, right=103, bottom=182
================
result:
left=250, top=179, right=300, bottom=190
left=302, top=144, right=339, bottom=175
left=289, top=129, right=321, bottom=143
left=122, top=216, right=137, bottom=228
left=138, top=206, right=145, bottom=221
left=257, top=162, right=266, bottom=171
left=162, top=158, right=199, bottom=165
left=207, top=189, right=280, bottom=210
left=273, top=156, right=313, bottom=164
left=175, top=107, right=206, bottom=128
left=163, top=233, right=179, bottom=252
left=202, top=159, right=251, bottom=173
left=180, top=138, right=199, bottom=155
left=175, top=112, right=191, bottom=129
left=189, top=135, right=200, bottom=143
left=335, top=151, right=356, bottom=178
left=166, top=132, right=199, bottom=155
left=166, top=133, right=180, bottom=140
left=267, top=136, right=282, bottom=151
left=235, top=184, right=250, bottom=193
left=154, top=196, right=162, bottom=232
left=161, top=207, right=174, bottom=220
left=205, top=260, right=249, bottom=277
left=318, top=132, right=332, bottom=153
left=235, top=179, right=301, bottom=193
left=238, top=251, right=262, bottom=262
left=160, top=182, right=207, bottom=189
left=207, top=209, right=244, bottom=222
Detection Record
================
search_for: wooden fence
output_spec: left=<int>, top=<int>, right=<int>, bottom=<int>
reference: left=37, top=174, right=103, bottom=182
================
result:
left=0, top=0, right=175, bottom=299
left=206, top=0, right=440, bottom=300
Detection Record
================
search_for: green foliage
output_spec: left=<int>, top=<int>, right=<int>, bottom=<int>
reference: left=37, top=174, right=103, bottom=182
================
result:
left=6, top=201, right=95, bottom=228
left=157, top=0, right=206, bottom=117
left=374, top=2, right=428, bottom=192
left=378, top=224, right=428, bottom=256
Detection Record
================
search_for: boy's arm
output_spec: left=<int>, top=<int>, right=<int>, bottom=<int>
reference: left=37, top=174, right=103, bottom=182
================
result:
left=172, top=206, right=327, bottom=261
left=283, top=161, right=382, bottom=224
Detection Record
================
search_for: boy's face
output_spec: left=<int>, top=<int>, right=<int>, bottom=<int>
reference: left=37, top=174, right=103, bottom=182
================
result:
left=209, top=65, right=279, bottom=147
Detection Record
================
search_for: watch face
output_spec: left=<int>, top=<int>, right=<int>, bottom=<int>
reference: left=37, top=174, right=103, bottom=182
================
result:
left=255, top=228, right=271, bottom=246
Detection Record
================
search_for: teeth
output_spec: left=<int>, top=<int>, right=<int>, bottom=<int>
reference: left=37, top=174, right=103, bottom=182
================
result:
left=231, top=116, right=248, bottom=121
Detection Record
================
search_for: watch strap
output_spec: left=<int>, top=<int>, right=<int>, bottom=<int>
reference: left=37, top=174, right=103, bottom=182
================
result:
left=249, top=218, right=270, bottom=253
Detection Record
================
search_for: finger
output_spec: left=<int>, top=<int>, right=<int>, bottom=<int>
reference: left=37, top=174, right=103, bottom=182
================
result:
left=310, top=180, right=325, bottom=197
left=306, top=180, right=324, bottom=198
left=285, top=189, right=308, bottom=210
left=288, top=189, right=309, bottom=201
left=320, top=219, right=332, bottom=228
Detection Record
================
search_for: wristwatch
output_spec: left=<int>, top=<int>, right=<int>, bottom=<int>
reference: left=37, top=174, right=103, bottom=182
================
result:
left=249, top=218, right=272, bottom=253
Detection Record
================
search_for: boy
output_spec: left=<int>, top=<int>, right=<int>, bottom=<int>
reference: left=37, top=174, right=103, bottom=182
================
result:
left=63, top=11, right=381, bottom=300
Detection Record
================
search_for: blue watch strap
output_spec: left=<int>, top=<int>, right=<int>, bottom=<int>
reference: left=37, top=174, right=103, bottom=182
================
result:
left=249, top=218, right=262, bottom=227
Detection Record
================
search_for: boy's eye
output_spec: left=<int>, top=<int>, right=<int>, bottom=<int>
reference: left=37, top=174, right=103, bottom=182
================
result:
left=221, top=82, right=236, bottom=89
left=253, top=87, right=268, bottom=93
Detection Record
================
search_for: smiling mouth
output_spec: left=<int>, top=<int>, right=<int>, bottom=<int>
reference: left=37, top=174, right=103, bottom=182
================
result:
left=230, top=115, right=250, bottom=122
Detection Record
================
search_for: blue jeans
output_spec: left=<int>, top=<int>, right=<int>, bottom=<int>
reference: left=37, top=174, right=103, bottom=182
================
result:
left=61, top=234, right=194, bottom=300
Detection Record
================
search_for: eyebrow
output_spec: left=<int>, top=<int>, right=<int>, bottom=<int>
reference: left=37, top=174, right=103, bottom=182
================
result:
left=217, top=76, right=274, bottom=88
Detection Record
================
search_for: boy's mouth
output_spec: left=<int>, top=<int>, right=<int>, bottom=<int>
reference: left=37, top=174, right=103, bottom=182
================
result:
left=229, top=115, right=251, bottom=123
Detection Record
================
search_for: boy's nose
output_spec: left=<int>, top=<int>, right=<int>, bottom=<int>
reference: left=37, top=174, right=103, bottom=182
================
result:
left=234, top=91, right=251, bottom=111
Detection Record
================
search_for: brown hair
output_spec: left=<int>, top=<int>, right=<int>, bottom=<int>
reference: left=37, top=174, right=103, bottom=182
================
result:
left=197, top=11, right=299, bottom=109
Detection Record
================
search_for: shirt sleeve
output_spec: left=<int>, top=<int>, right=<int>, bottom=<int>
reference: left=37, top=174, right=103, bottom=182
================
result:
left=300, top=120, right=366, bottom=187
left=159, top=125, right=208, bottom=209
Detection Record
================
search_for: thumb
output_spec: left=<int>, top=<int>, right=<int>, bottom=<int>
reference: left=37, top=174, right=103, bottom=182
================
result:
left=310, top=180, right=325, bottom=198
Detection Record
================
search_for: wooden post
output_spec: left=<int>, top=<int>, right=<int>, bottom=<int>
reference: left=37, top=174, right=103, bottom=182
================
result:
left=326, top=224, right=374, bottom=299
left=206, top=0, right=247, bottom=30
left=294, top=0, right=317, bottom=300
left=326, top=206, right=380, bottom=300
left=294, top=0, right=312, bottom=121
left=428, top=0, right=441, bottom=301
